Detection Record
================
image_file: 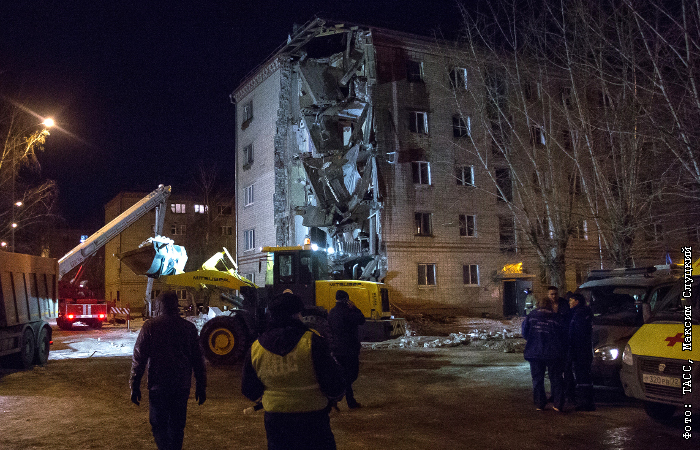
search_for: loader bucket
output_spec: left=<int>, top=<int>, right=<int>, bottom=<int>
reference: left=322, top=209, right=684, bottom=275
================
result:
left=116, top=240, right=187, bottom=278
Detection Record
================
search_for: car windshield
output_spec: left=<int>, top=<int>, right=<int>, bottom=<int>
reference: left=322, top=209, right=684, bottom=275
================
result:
left=579, top=286, right=647, bottom=326
left=650, top=276, right=700, bottom=324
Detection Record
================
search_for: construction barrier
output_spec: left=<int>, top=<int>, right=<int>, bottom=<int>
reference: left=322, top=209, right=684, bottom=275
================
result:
left=109, top=306, right=131, bottom=329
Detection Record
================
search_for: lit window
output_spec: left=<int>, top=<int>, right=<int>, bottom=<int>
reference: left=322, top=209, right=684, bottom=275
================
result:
left=170, top=203, right=186, bottom=214
left=415, top=212, right=433, bottom=236
left=459, top=214, right=476, bottom=237
left=243, top=143, right=254, bottom=167
left=194, top=204, right=208, bottom=213
left=418, top=263, right=437, bottom=286
left=449, top=67, right=468, bottom=90
left=456, top=166, right=474, bottom=186
left=244, top=229, right=255, bottom=251
left=412, top=161, right=431, bottom=185
left=463, top=264, right=479, bottom=285
left=221, top=226, right=233, bottom=236
left=244, top=184, right=254, bottom=206
left=409, top=111, right=429, bottom=134
left=453, top=115, right=471, bottom=138
left=407, top=60, right=424, bottom=82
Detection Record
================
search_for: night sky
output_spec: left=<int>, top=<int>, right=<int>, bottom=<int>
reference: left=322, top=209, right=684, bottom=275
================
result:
left=0, top=1, right=467, bottom=229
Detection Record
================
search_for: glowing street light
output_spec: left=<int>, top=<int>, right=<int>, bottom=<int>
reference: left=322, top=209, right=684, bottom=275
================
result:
left=42, top=118, right=55, bottom=128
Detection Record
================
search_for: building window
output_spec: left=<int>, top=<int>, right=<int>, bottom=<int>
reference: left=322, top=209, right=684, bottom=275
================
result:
left=572, top=219, right=588, bottom=240
left=452, top=115, right=471, bottom=138
left=242, top=100, right=253, bottom=124
left=171, top=224, right=186, bottom=235
left=459, top=214, right=476, bottom=237
left=463, top=264, right=479, bottom=285
left=176, top=289, right=187, bottom=300
left=449, top=67, right=468, bottom=90
left=530, top=125, right=546, bottom=146
left=412, top=161, right=431, bottom=185
left=221, top=226, right=233, bottom=236
left=407, top=60, right=424, bottom=82
left=418, top=263, right=437, bottom=286
left=194, top=204, right=207, bottom=213
left=244, top=184, right=254, bottom=206
left=242, top=273, right=255, bottom=284
left=243, top=143, right=254, bottom=167
left=244, top=229, right=255, bottom=251
left=456, top=165, right=474, bottom=186
left=495, top=168, right=512, bottom=202
left=415, top=212, right=433, bottom=236
left=218, top=205, right=233, bottom=215
left=499, top=216, right=516, bottom=252
left=409, top=111, right=429, bottom=134
left=171, top=203, right=186, bottom=214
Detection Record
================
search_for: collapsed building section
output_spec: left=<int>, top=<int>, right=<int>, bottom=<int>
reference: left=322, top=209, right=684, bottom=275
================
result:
left=277, top=21, right=384, bottom=281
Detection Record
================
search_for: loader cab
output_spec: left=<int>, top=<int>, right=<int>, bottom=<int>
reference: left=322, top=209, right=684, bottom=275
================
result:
left=263, top=245, right=329, bottom=307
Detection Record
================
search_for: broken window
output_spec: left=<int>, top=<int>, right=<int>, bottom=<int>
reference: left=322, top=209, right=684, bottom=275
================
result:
left=452, top=115, right=470, bottom=138
left=530, top=125, right=546, bottom=146
left=449, top=67, right=468, bottom=90
left=415, top=212, right=433, bottom=236
left=463, top=264, right=479, bottom=285
left=499, top=216, right=516, bottom=252
left=495, top=168, right=512, bottom=202
left=244, top=229, right=255, bottom=251
left=455, top=165, right=474, bottom=186
left=407, top=60, right=424, bottom=82
left=171, top=224, right=186, bottom=235
left=244, top=184, right=254, bottom=206
left=194, top=204, right=207, bottom=213
left=170, top=203, right=186, bottom=214
left=409, top=111, right=429, bottom=134
left=242, top=100, right=253, bottom=125
left=418, top=263, right=437, bottom=285
left=412, top=161, right=431, bottom=185
left=220, top=226, right=233, bottom=236
left=218, top=205, right=232, bottom=215
left=243, top=143, right=254, bottom=167
left=459, top=214, right=476, bottom=237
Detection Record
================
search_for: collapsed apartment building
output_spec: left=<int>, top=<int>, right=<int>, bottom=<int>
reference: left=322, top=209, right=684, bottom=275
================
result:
left=231, top=18, right=598, bottom=316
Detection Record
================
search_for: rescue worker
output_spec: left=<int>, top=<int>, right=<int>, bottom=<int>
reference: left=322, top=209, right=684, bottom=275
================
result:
left=567, top=292, right=596, bottom=411
left=522, top=296, right=566, bottom=411
left=130, top=291, right=207, bottom=450
left=242, top=292, right=345, bottom=450
left=328, top=289, right=366, bottom=409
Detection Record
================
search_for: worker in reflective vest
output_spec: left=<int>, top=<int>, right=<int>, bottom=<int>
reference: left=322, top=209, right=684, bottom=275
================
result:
left=242, top=292, right=345, bottom=450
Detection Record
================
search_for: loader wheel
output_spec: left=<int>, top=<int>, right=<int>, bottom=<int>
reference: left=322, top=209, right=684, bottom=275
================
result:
left=56, top=316, right=73, bottom=331
left=200, top=315, right=249, bottom=365
left=301, top=312, right=331, bottom=339
left=12, top=328, right=36, bottom=370
left=34, top=325, right=51, bottom=365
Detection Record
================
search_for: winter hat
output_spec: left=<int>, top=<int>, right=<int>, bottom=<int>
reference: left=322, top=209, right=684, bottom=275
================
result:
left=269, top=292, right=304, bottom=319
left=335, top=290, right=350, bottom=302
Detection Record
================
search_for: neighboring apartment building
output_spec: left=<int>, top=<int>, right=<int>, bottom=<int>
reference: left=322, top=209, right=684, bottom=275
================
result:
left=104, top=190, right=235, bottom=315
left=230, top=18, right=687, bottom=317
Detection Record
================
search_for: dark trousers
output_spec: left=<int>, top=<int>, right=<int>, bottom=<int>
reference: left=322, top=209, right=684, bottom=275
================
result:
left=571, top=355, right=594, bottom=408
left=264, top=410, right=336, bottom=450
left=148, top=389, right=190, bottom=450
left=333, top=353, right=360, bottom=406
left=528, top=358, right=564, bottom=409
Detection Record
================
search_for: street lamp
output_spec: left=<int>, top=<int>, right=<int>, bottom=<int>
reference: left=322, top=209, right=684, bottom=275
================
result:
left=9, top=118, right=54, bottom=253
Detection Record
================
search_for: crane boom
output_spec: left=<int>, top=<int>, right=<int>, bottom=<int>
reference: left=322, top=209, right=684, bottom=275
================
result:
left=57, top=184, right=171, bottom=279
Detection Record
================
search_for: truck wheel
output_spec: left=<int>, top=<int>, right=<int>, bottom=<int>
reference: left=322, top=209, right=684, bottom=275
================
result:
left=643, top=401, right=676, bottom=420
left=12, top=328, right=36, bottom=370
left=34, top=326, right=51, bottom=365
left=301, top=312, right=331, bottom=339
left=200, top=315, right=249, bottom=365
left=90, top=320, right=103, bottom=330
left=56, top=316, right=73, bottom=331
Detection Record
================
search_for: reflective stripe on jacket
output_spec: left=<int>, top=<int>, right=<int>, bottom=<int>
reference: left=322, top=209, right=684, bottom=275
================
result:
left=250, top=330, right=328, bottom=413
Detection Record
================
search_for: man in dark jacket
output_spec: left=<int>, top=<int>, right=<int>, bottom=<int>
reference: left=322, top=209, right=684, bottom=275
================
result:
left=242, top=292, right=345, bottom=450
left=568, top=292, right=595, bottom=411
left=130, top=291, right=207, bottom=450
left=328, top=289, right=366, bottom=409
left=522, top=296, right=566, bottom=411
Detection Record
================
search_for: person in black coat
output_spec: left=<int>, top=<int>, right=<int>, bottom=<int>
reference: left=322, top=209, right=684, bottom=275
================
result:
left=328, top=289, right=366, bottom=409
left=130, top=291, right=207, bottom=450
left=568, top=292, right=595, bottom=411
left=522, top=296, right=566, bottom=411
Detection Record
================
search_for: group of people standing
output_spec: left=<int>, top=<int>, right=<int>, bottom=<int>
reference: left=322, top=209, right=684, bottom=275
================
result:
left=521, top=286, right=596, bottom=412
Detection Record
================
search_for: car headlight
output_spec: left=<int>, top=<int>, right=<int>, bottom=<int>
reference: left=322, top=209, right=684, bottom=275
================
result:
left=621, top=344, right=633, bottom=366
left=594, top=345, right=620, bottom=361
